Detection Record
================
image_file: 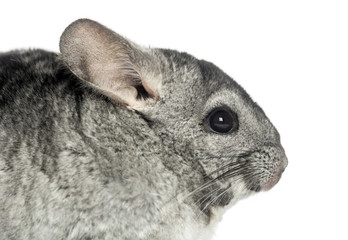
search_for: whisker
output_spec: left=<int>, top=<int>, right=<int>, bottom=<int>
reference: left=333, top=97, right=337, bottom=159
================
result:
left=194, top=186, right=224, bottom=220
left=176, top=156, right=252, bottom=207
left=184, top=165, right=244, bottom=202
left=195, top=187, right=221, bottom=208
left=179, top=178, right=219, bottom=202
left=200, top=186, right=230, bottom=216
left=215, top=167, right=244, bottom=181
left=207, top=161, right=242, bottom=176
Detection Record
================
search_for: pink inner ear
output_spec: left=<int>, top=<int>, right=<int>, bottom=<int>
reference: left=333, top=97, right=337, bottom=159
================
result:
left=141, top=75, right=159, bottom=100
left=60, top=19, right=161, bottom=108
left=102, top=86, right=141, bottom=107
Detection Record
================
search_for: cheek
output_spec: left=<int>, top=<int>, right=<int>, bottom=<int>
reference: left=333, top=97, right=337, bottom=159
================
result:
left=192, top=135, right=241, bottom=178
left=197, top=156, right=234, bottom=179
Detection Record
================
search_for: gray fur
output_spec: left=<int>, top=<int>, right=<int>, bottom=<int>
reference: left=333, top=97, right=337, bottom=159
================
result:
left=0, top=19, right=287, bottom=240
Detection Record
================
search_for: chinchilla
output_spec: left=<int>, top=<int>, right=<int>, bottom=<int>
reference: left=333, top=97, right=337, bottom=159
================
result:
left=0, top=19, right=287, bottom=240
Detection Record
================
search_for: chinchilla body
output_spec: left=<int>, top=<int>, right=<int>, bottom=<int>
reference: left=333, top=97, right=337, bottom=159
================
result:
left=0, top=50, right=176, bottom=240
left=0, top=19, right=287, bottom=240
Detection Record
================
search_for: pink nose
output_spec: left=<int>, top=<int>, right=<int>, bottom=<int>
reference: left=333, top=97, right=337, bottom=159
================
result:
left=261, top=156, right=288, bottom=191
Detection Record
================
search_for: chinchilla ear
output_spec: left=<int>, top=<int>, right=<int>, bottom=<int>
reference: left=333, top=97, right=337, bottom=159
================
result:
left=59, top=19, right=161, bottom=108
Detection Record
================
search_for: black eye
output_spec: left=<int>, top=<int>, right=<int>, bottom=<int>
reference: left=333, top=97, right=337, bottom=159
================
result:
left=205, top=107, right=238, bottom=134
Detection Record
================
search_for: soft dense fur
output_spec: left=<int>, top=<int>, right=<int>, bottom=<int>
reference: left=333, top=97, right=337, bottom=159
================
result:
left=0, top=19, right=287, bottom=240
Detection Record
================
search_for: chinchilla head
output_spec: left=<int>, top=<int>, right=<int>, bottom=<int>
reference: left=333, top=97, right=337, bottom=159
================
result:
left=60, top=19, right=287, bottom=217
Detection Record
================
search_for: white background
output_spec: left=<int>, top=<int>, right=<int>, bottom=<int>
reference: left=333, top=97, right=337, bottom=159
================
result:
left=1, top=0, right=347, bottom=239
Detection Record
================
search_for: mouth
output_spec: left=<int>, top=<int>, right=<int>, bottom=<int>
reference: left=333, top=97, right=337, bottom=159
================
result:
left=193, top=149, right=288, bottom=217
left=193, top=165, right=286, bottom=218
